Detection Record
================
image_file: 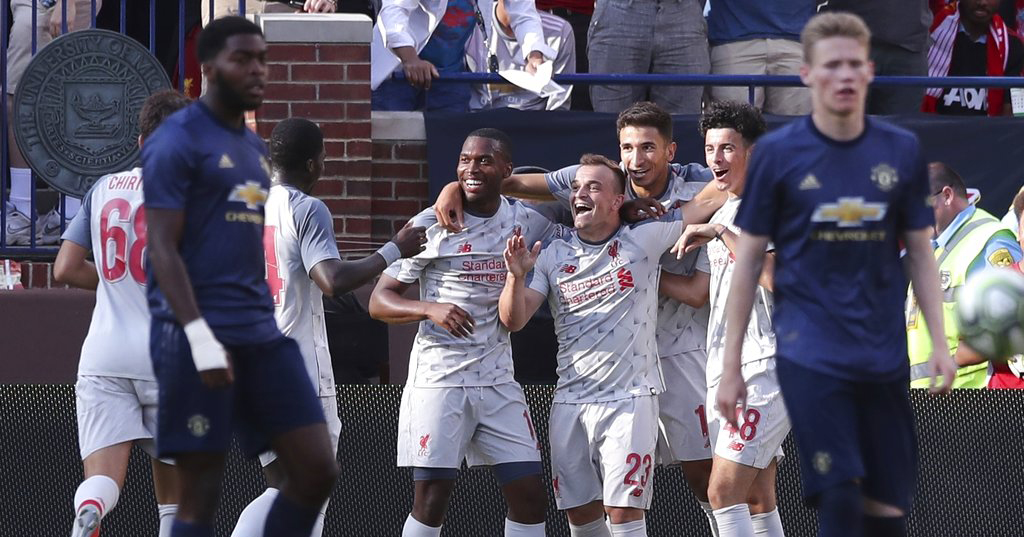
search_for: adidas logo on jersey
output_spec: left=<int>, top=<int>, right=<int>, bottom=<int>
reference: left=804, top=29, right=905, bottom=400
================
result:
left=798, top=174, right=821, bottom=190
left=219, top=154, right=235, bottom=169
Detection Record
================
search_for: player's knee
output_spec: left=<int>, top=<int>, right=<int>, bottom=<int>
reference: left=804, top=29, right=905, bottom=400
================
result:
left=707, top=473, right=744, bottom=509
left=501, top=476, right=547, bottom=523
left=304, top=457, right=340, bottom=500
left=605, top=506, right=644, bottom=525
left=680, top=463, right=712, bottom=501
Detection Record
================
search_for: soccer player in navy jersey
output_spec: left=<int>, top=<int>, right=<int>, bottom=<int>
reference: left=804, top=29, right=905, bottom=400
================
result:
left=143, top=17, right=338, bottom=537
left=711, top=13, right=957, bottom=537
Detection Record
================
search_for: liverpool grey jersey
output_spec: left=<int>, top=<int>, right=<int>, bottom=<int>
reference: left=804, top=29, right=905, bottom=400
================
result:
left=386, top=197, right=559, bottom=387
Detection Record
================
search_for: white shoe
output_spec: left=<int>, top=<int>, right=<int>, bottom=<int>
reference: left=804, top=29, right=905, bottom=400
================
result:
left=4, top=203, right=34, bottom=246
left=37, top=208, right=63, bottom=246
left=71, top=503, right=101, bottom=537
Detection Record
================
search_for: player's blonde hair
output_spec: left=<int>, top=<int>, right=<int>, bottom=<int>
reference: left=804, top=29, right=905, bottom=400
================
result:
left=801, top=12, right=872, bottom=64
left=579, top=153, right=626, bottom=194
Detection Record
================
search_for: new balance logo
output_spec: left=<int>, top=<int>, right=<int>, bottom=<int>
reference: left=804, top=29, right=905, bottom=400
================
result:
left=219, top=154, right=235, bottom=169
left=560, top=264, right=577, bottom=274
left=616, top=267, right=634, bottom=291
left=457, top=243, right=473, bottom=253
left=798, top=174, right=821, bottom=190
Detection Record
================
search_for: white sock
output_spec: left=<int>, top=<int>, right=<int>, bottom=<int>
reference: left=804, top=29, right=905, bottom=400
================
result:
left=402, top=514, right=441, bottom=537
left=751, top=508, right=784, bottom=536
left=610, top=518, right=647, bottom=536
left=10, top=168, right=32, bottom=215
left=714, top=504, right=756, bottom=537
left=157, top=504, right=177, bottom=537
left=569, top=518, right=612, bottom=537
left=699, top=500, right=721, bottom=537
left=311, top=498, right=330, bottom=537
left=229, top=488, right=278, bottom=537
left=62, top=196, right=81, bottom=219
left=505, top=519, right=545, bottom=536
left=73, top=475, right=120, bottom=518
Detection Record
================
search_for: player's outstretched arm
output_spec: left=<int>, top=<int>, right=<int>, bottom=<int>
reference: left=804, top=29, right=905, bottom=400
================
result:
left=903, top=227, right=957, bottom=393
left=658, top=270, right=709, bottom=308
left=54, top=241, right=99, bottom=291
left=674, top=224, right=775, bottom=291
left=369, top=274, right=476, bottom=337
left=147, top=208, right=232, bottom=388
left=434, top=173, right=555, bottom=232
left=499, top=234, right=546, bottom=331
left=680, top=182, right=728, bottom=226
left=718, top=232, right=770, bottom=428
left=310, top=225, right=426, bottom=298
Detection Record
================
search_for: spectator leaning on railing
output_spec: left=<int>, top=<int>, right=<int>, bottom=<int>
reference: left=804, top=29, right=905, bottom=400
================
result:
left=370, top=0, right=555, bottom=112
left=923, top=0, right=1024, bottom=116
left=201, top=0, right=337, bottom=24
left=706, top=0, right=813, bottom=116
left=826, top=0, right=932, bottom=115
left=5, top=0, right=102, bottom=246
left=587, top=0, right=708, bottom=114
left=465, top=0, right=575, bottom=110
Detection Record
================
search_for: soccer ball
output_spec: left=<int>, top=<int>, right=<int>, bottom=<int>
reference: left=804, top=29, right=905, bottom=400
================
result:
left=955, top=267, right=1024, bottom=362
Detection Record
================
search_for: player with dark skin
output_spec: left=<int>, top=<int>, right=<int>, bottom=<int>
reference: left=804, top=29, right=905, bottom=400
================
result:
left=257, top=124, right=427, bottom=490
left=369, top=134, right=548, bottom=529
left=145, top=29, right=338, bottom=528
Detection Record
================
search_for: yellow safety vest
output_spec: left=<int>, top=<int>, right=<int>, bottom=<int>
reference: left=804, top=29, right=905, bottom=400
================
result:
left=906, top=208, right=1011, bottom=389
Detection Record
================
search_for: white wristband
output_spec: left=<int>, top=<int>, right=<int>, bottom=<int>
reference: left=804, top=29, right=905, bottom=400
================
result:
left=376, top=241, right=402, bottom=266
left=183, top=318, right=228, bottom=372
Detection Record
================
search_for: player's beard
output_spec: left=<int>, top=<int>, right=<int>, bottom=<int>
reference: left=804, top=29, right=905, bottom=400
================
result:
left=215, top=71, right=262, bottom=112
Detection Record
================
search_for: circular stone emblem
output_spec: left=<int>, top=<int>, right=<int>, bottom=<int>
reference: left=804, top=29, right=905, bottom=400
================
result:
left=13, top=29, right=171, bottom=198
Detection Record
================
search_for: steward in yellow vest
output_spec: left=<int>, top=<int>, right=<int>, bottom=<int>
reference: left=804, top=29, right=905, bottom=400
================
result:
left=906, top=164, right=1022, bottom=389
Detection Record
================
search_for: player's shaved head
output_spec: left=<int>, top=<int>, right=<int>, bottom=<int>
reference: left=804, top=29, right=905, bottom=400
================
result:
left=271, top=118, right=325, bottom=173
left=139, top=90, right=192, bottom=142
left=466, top=128, right=513, bottom=161
left=928, top=162, right=968, bottom=199
left=197, top=16, right=264, bottom=63
left=699, top=101, right=766, bottom=146
left=579, top=153, right=625, bottom=194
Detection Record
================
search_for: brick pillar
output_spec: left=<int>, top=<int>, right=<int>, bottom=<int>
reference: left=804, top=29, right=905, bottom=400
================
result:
left=253, top=14, right=375, bottom=256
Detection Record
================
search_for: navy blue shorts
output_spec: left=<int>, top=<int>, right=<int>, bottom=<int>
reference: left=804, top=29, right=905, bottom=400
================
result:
left=150, top=319, right=326, bottom=458
left=776, top=357, right=918, bottom=511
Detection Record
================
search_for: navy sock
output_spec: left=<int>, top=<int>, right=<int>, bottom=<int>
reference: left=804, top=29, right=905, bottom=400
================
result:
left=170, top=519, right=213, bottom=537
left=264, top=492, right=320, bottom=537
left=816, top=481, right=862, bottom=537
left=863, top=515, right=907, bottom=537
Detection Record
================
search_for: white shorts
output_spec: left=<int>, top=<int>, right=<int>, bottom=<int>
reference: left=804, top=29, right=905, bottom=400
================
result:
left=549, top=396, right=659, bottom=510
left=707, top=359, right=789, bottom=470
left=657, top=350, right=712, bottom=464
left=397, top=383, right=541, bottom=469
left=75, top=375, right=159, bottom=460
left=259, top=394, right=342, bottom=467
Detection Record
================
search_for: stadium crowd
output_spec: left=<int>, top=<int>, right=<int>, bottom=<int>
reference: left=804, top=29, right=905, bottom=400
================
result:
left=3, top=2, right=1024, bottom=537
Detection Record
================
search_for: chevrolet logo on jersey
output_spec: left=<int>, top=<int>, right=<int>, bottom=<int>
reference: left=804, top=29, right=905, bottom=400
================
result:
left=229, top=181, right=269, bottom=210
left=811, top=197, right=887, bottom=228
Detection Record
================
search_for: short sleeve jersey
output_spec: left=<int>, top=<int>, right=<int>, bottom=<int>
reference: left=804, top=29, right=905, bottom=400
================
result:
left=264, top=184, right=342, bottom=397
left=385, top=197, right=558, bottom=387
left=546, top=162, right=714, bottom=356
left=735, top=117, right=934, bottom=381
left=142, top=102, right=278, bottom=345
left=705, top=197, right=776, bottom=386
left=527, top=209, right=685, bottom=403
left=61, top=168, right=153, bottom=380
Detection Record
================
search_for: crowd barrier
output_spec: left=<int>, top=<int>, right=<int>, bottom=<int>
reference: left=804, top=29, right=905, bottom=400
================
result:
left=4, top=384, right=1024, bottom=536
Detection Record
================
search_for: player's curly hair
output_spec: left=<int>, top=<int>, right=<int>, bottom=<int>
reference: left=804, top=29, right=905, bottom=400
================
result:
left=698, top=101, right=767, bottom=146
left=616, top=101, right=673, bottom=142
left=139, top=89, right=191, bottom=141
left=197, top=16, right=263, bottom=63
left=270, top=118, right=324, bottom=173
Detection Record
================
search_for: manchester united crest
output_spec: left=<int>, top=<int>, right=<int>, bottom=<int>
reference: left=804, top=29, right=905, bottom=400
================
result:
left=871, top=163, right=899, bottom=192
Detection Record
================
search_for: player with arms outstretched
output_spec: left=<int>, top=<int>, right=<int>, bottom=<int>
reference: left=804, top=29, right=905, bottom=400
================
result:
left=499, top=154, right=687, bottom=537
left=54, top=89, right=191, bottom=537
left=230, top=118, right=426, bottom=536
left=369, top=129, right=555, bottom=537
left=714, top=13, right=956, bottom=537
left=143, top=17, right=338, bottom=537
